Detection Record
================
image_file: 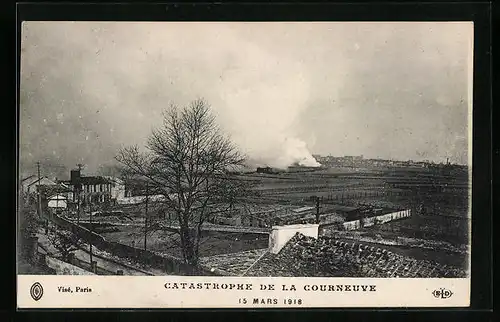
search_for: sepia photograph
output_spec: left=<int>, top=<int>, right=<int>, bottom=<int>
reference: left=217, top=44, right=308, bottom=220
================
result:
left=17, top=21, right=473, bottom=308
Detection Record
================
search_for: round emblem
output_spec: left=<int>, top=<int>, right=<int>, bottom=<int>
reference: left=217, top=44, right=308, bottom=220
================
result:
left=30, top=282, right=43, bottom=301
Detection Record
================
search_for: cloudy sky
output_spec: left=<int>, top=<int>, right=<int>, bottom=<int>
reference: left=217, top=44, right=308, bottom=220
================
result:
left=20, top=22, right=473, bottom=178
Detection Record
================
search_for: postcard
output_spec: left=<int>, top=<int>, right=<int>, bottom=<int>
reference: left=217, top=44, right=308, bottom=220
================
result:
left=17, top=21, right=473, bottom=308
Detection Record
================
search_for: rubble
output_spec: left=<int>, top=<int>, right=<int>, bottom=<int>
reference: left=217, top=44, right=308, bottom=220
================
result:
left=244, top=233, right=467, bottom=278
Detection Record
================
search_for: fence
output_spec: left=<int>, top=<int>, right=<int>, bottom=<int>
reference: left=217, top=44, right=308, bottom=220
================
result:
left=50, top=214, right=219, bottom=276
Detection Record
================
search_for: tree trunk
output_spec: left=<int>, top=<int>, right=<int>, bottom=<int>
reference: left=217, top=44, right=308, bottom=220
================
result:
left=180, top=225, right=198, bottom=272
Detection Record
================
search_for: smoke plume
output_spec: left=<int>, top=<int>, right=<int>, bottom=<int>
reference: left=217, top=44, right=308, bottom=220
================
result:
left=211, top=33, right=321, bottom=168
left=20, top=22, right=322, bottom=176
left=20, top=22, right=471, bottom=179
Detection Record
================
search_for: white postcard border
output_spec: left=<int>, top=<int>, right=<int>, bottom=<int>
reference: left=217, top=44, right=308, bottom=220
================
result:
left=18, top=275, right=470, bottom=308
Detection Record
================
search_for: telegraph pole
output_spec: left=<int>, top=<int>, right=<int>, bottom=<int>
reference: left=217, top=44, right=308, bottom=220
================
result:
left=75, top=164, right=84, bottom=225
left=89, top=195, right=93, bottom=265
left=76, top=189, right=80, bottom=224
left=144, top=182, right=149, bottom=251
left=36, top=161, right=42, bottom=218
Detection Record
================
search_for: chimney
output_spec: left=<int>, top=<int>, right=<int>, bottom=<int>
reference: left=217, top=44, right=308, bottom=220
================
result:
left=268, top=224, right=319, bottom=254
left=70, top=169, right=81, bottom=185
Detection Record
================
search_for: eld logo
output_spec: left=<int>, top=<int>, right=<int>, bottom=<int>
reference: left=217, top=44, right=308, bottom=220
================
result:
left=432, top=288, right=453, bottom=299
left=30, top=282, right=44, bottom=301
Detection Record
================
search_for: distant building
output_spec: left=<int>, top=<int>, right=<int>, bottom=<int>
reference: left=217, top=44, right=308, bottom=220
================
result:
left=20, top=175, right=57, bottom=194
left=256, top=166, right=274, bottom=174
left=62, top=169, right=116, bottom=206
left=103, top=176, right=126, bottom=200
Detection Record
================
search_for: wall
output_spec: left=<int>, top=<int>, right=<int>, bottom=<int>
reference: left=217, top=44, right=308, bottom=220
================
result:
left=343, top=209, right=411, bottom=231
left=50, top=214, right=218, bottom=276
left=269, top=224, right=319, bottom=254
left=116, top=194, right=165, bottom=205
left=45, top=255, right=96, bottom=275
left=111, top=182, right=125, bottom=200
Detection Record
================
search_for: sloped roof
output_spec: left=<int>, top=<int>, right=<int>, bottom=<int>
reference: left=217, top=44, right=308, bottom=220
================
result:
left=62, top=176, right=112, bottom=185
left=23, top=176, right=57, bottom=188
left=198, top=249, right=268, bottom=276
left=21, top=175, right=37, bottom=183
left=48, top=194, right=67, bottom=200
left=38, top=184, right=72, bottom=198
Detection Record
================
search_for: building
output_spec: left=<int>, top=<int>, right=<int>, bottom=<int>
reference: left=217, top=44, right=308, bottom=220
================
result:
left=62, top=169, right=115, bottom=206
left=256, top=167, right=274, bottom=174
left=103, top=176, right=126, bottom=200
left=47, top=194, right=67, bottom=209
left=20, top=175, right=58, bottom=194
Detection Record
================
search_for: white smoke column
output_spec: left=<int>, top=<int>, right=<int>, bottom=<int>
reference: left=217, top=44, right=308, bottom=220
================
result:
left=212, top=29, right=321, bottom=169
left=20, top=22, right=322, bottom=170
left=281, top=138, right=322, bottom=167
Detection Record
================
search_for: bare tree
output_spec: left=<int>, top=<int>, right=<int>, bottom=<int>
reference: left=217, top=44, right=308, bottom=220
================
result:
left=116, top=99, right=253, bottom=269
left=47, top=229, right=84, bottom=262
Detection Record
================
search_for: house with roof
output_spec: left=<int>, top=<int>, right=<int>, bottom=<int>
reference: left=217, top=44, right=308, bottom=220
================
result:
left=47, top=194, right=68, bottom=209
left=61, top=169, right=118, bottom=206
left=20, top=175, right=58, bottom=194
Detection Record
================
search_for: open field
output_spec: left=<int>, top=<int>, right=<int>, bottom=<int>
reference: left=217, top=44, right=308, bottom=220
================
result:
left=242, top=165, right=470, bottom=246
left=65, top=165, right=469, bottom=262
left=95, top=225, right=268, bottom=258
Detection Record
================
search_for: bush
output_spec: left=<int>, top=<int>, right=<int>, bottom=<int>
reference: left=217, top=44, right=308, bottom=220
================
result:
left=18, top=196, right=42, bottom=260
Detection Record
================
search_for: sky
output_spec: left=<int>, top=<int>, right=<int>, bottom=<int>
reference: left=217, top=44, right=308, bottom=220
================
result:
left=19, top=22, right=473, bottom=178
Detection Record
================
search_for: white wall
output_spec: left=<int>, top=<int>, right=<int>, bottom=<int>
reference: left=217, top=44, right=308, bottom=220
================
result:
left=269, top=224, right=319, bottom=254
left=116, top=194, right=165, bottom=205
left=48, top=196, right=67, bottom=208
left=343, top=209, right=411, bottom=231
left=110, top=179, right=126, bottom=200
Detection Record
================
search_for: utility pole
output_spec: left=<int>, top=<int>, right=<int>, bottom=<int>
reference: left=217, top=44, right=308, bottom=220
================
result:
left=75, top=164, right=84, bottom=225
left=89, top=195, right=93, bottom=265
left=144, top=182, right=149, bottom=251
left=76, top=188, right=80, bottom=224
left=36, top=161, right=42, bottom=218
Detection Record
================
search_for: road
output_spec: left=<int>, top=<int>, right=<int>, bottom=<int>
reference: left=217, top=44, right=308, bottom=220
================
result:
left=38, top=229, right=160, bottom=275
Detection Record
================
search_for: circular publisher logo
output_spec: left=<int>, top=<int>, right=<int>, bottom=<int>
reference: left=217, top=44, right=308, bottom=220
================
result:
left=432, top=288, right=453, bottom=299
left=30, top=282, right=43, bottom=301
